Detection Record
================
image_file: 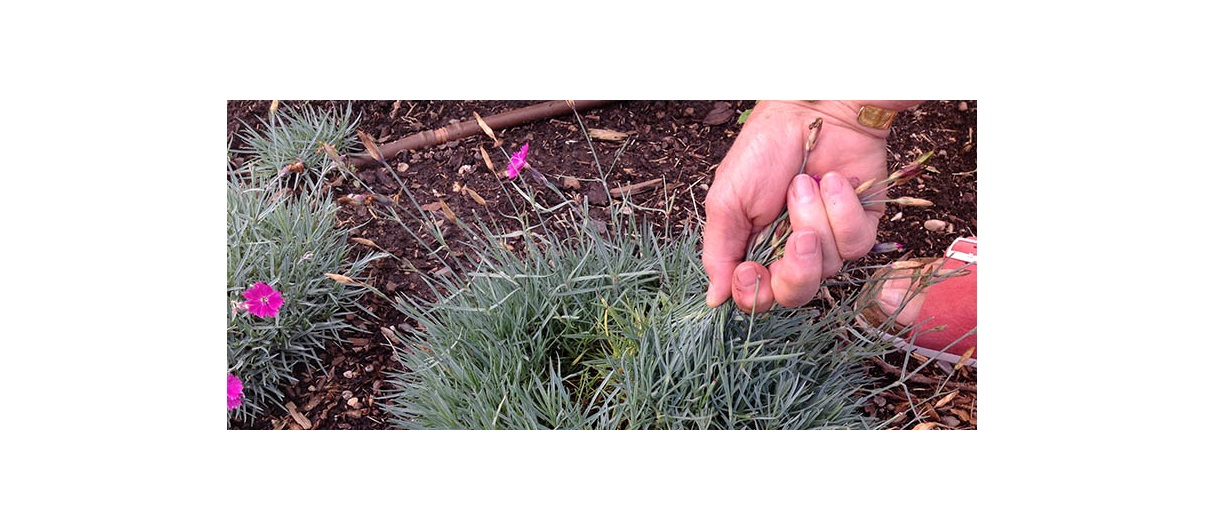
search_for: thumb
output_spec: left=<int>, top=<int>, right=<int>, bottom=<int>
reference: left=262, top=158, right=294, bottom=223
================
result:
left=702, top=204, right=753, bottom=307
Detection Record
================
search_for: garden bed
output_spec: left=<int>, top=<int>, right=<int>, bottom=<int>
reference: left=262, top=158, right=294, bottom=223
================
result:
left=226, top=100, right=977, bottom=429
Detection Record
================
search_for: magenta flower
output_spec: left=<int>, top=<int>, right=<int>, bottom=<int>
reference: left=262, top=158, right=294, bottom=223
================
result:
left=227, top=373, right=244, bottom=410
left=242, top=282, right=284, bottom=318
left=506, top=143, right=529, bottom=179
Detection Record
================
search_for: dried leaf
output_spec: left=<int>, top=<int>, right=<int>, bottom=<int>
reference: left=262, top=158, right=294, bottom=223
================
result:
left=951, top=408, right=972, bottom=422
left=439, top=200, right=456, bottom=222
left=269, top=100, right=280, bottom=115
left=420, top=202, right=442, bottom=212
left=588, top=128, right=629, bottom=141
left=357, top=130, right=385, bottom=164
left=890, top=260, right=926, bottom=269
left=324, top=273, right=358, bottom=285
left=466, top=188, right=488, bottom=206
left=319, top=142, right=349, bottom=172
left=702, top=102, right=734, bottom=126
left=912, top=422, right=941, bottom=430
left=954, top=347, right=976, bottom=370
left=479, top=145, right=497, bottom=174
left=350, top=237, right=381, bottom=249
left=473, top=111, right=498, bottom=145
left=933, top=391, right=960, bottom=409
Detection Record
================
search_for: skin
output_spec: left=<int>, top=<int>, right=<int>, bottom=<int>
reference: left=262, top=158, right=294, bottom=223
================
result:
left=703, top=100, right=924, bottom=314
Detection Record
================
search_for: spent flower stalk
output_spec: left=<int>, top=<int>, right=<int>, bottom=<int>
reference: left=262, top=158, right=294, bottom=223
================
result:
left=745, top=118, right=935, bottom=268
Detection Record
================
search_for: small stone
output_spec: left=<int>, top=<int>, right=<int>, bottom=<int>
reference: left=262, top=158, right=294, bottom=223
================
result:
left=941, top=415, right=961, bottom=428
left=347, top=397, right=360, bottom=408
left=342, top=390, right=354, bottom=400
left=924, top=219, right=948, bottom=232
left=364, top=364, right=374, bottom=373
left=343, top=370, right=356, bottom=379
left=562, top=176, right=582, bottom=190
left=958, top=101, right=969, bottom=111
left=890, top=211, right=903, bottom=222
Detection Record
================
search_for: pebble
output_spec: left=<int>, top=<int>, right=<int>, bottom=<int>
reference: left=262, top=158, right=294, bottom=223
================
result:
left=347, top=397, right=360, bottom=408
left=343, top=370, right=356, bottom=379
left=395, top=162, right=409, bottom=173
left=342, top=390, right=354, bottom=400
left=924, top=219, right=948, bottom=232
left=958, top=101, right=968, bottom=111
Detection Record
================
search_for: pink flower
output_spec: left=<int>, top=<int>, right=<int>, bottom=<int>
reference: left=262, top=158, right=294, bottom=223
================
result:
left=506, top=143, right=529, bottom=179
left=242, top=282, right=284, bottom=318
left=227, top=373, right=244, bottom=410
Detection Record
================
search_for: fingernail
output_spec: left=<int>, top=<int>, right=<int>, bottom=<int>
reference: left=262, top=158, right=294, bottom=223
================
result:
left=793, top=230, right=818, bottom=258
left=705, top=283, right=720, bottom=307
left=793, top=174, right=816, bottom=201
left=821, top=171, right=843, bottom=195
left=735, top=266, right=759, bottom=290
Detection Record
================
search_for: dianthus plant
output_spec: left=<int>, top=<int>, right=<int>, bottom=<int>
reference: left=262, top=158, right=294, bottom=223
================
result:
left=227, top=104, right=383, bottom=424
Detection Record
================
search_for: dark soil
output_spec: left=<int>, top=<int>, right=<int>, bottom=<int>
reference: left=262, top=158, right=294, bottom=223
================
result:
left=226, top=100, right=977, bottom=430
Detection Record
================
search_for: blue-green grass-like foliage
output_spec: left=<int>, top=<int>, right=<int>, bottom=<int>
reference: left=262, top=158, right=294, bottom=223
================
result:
left=380, top=182, right=890, bottom=429
left=227, top=103, right=382, bottom=423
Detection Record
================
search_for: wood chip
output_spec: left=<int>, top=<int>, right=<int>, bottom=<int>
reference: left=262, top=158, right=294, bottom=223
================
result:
left=284, top=401, right=313, bottom=430
left=913, top=422, right=942, bottom=430
left=588, top=128, right=629, bottom=141
left=924, top=219, right=948, bottom=232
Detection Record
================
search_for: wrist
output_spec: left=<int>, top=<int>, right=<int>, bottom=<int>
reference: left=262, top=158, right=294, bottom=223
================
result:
left=795, top=100, right=924, bottom=140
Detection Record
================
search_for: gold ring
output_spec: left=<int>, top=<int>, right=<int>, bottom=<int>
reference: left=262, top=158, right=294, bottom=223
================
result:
left=857, top=105, right=898, bottom=130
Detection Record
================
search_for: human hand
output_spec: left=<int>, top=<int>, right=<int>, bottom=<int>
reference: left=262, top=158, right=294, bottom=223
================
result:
left=702, top=100, right=922, bottom=313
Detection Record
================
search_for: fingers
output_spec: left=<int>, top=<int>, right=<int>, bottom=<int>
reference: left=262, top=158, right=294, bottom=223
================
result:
left=730, top=261, right=776, bottom=314
left=818, top=172, right=881, bottom=260
left=787, top=173, right=844, bottom=278
left=769, top=230, right=824, bottom=308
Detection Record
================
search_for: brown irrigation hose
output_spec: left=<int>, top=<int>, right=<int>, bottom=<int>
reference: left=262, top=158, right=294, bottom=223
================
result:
left=347, top=100, right=613, bottom=168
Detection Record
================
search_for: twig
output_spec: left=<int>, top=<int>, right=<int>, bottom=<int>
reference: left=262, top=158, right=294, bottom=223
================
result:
left=870, top=356, right=976, bottom=391
left=608, top=178, right=674, bottom=198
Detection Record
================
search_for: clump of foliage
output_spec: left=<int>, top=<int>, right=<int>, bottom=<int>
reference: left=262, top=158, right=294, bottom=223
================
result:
left=231, top=101, right=359, bottom=181
left=377, top=136, right=894, bottom=428
left=226, top=102, right=381, bottom=423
